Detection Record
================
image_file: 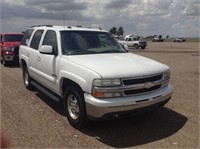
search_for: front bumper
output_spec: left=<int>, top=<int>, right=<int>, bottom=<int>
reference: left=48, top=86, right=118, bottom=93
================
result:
left=85, top=84, right=173, bottom=119
left=4, top=54, right=18, bottom=62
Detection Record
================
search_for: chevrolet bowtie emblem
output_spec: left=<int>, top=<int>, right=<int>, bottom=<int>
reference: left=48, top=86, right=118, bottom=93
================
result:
left=144, top=82, right=153, bottom=89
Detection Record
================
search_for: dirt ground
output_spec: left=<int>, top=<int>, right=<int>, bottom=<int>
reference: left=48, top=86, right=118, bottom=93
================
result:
left=0, top=42, right=199, bottom=148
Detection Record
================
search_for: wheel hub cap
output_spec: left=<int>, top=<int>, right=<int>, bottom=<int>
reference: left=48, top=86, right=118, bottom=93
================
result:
left=67, top=94, right=79, bottom=120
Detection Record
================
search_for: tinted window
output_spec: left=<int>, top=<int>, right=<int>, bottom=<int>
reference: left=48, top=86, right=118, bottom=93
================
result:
left=30, top=30, right=44, bottom=50
left=21, top=29, right=34, bottom=45
left=128, top=38, right=132, bottom=41
left=4, top=35, right=23, bottom=42
left=61, top=31, right=125, bottom=55
left=42, top=30, right=57, bottom=51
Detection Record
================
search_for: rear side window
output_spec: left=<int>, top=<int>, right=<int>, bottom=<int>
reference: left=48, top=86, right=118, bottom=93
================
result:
left=30, top=30, right=44, bottom=50
left=21, top=29, right=34, bottom=45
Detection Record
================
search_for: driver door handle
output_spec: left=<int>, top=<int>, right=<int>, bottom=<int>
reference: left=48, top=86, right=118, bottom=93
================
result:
left=37, top=56, right=41, bottom=62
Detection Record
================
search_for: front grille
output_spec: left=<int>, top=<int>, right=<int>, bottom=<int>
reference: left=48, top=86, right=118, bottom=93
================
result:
left=123, top=74, right=163, bottom=85
left=122, top=74, right=164, bottom=96
left=124, top=84, right=161, bottom=96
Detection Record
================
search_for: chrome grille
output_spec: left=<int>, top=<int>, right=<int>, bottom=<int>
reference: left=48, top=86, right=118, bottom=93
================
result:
left=123, top=74, right=162, bottom=85
left=124, top=84, right=161, bottom=95
left=122, top=74, right=164, bottom=96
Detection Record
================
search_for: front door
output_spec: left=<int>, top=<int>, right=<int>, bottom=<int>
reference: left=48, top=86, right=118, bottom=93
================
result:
left=36, top=30, right=59, bottom=94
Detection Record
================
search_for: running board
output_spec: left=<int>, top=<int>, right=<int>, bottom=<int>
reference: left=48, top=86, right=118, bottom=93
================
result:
left=30, top=81, right=60, bottom=102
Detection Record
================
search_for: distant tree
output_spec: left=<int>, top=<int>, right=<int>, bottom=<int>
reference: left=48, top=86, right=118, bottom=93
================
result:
left=117, top=26, right=124, bottom=36
left=166, top=35, right=169, bottom=39
left=109, top=27, right=117, bottom=34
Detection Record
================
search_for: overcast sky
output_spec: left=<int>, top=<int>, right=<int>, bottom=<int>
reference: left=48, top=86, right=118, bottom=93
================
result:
left=1, top=0, right=200, bottom=37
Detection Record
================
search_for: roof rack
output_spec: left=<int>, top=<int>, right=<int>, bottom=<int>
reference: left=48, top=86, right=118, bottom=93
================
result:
left=76, top=25, right=103, bottom=30
left=31, top=25, right=53, bottom=28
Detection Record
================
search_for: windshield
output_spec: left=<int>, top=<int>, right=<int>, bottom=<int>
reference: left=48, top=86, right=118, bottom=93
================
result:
left=4, top=35, right=23, bottom=42
left=61, top=31, right=126, bottom=55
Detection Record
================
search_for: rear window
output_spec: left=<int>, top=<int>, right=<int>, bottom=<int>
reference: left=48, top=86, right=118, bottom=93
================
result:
left=4, top=34, right=23, bottom=42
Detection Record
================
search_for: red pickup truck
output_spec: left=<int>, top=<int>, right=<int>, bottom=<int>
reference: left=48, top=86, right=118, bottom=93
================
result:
left=0, top=33, right=23, bottom=66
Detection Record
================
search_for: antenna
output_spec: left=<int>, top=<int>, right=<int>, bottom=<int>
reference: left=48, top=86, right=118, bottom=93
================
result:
left=63, top=13, right=65, bottom=29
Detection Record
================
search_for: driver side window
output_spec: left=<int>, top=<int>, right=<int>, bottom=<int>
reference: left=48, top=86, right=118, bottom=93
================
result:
left=128, top=38, right=132, bottom=41
left=42, top=30, right=58, bottom=52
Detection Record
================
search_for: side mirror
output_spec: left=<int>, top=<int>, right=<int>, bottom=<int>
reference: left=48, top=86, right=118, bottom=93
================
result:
left=123, top=44, right=129, bottom=52
left=39, top=45, right=56, bottom=55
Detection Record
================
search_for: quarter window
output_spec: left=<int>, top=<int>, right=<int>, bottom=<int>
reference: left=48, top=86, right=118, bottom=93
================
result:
left=30, top=30, right=44, bottom=50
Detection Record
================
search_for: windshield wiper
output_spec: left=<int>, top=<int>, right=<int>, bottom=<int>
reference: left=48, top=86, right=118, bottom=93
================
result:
left=100, top=50, right=124, bottom=53
left=68, top=51, right=97, bottom=55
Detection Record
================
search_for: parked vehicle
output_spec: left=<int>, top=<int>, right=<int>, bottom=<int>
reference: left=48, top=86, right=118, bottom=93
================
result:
left=0, top=33, right=23, bottom=66
left=19, top=25, right=173, bottom=128
left=173, top=37, right=186, bottom=42
left=152, top=35, right=164, bottom=42
left=118, top=35, right=147, bottom=49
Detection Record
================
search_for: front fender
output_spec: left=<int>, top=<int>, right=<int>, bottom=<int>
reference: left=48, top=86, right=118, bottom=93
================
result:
left=58, top=61, right=101, bottom=96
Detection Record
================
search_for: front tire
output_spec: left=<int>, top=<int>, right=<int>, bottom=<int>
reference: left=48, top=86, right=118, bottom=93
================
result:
left=63, top=86, right=88, bottom=129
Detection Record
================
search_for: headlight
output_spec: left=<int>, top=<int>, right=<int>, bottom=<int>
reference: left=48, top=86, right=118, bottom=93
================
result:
left=93, top=79, right=121, bottom=87
left=163, top=70, right=170, bottom=79
left=162, top=70, right=170, bottom=87
left=92, top=79, right=122, bottom=98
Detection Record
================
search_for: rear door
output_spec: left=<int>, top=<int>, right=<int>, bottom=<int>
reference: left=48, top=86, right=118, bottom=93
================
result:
left=28, top=29, right=44, bottom=79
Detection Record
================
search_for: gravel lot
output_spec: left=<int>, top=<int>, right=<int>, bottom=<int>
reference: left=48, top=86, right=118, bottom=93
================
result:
left=1, top=42, right=199, bottom=148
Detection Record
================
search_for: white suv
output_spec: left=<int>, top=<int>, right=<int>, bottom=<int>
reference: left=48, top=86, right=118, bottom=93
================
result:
left=19, top=25, right=173, bottom=128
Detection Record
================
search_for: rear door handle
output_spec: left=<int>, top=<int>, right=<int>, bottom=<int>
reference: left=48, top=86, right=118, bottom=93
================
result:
left=37, top=56, right=41, bottom=62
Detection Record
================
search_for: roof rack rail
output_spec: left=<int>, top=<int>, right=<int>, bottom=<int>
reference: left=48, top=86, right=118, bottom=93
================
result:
left=31, top=25, right=53, bottom=28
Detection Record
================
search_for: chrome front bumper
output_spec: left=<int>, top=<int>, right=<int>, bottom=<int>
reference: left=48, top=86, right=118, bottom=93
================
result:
left=84, top=84, right=173, bottom=119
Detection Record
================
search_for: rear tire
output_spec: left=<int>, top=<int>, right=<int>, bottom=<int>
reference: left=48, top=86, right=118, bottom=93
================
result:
left=63, top=85, right=88, bottom=129
left=134, top=44, right=138, bottom=49
left=23, top=66, right=33, bottom=90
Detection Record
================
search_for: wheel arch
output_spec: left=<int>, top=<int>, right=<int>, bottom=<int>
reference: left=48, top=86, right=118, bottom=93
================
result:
left=20, top=59, right=27, bottom=69
left=60, top=77, right=84, bottom=99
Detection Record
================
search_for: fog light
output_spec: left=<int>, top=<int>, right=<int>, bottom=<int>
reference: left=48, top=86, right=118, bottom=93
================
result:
left=113, top=92, right=122, bottom=97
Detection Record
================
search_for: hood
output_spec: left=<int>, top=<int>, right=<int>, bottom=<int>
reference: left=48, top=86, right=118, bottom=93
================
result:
left=68, top=53, right=169, bottom=78
left=2, top=42, right=21, bottom=47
